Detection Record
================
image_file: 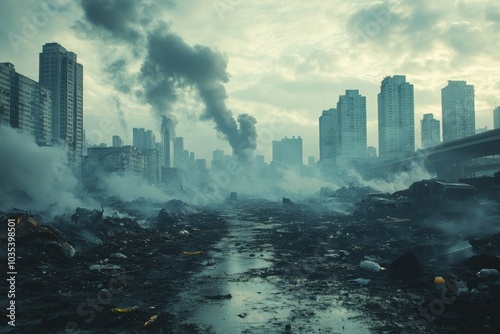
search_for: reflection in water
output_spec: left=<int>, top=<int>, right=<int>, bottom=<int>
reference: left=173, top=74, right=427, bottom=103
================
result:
left=175, top=217, right=370, bottom=333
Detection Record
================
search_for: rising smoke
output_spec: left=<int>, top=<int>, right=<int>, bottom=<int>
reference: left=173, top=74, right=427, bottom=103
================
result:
left=0, top=126, right=86, bottom=216
left=78, top=0, right=258, bottom=161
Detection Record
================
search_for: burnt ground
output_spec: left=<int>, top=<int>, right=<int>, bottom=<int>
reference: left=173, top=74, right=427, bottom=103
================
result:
left=1, top=198, right=500, bottom=333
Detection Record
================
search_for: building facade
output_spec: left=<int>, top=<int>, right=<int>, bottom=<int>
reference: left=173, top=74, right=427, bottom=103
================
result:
left=378, top=75, right=414, bottom=158
left=421, top=113, right=441, bottom=148
left=319, top=108, right=338, bottom=162
left=441, top=80, right=475, bottom=142
left=0, top=62, right=52, bottom=145
left=272, top=136, right=303, bottom=166
left=337, top=90, right=367, bottom=158
left=112, top=135, right=123, bottom=147
left=39, top=42, right=83, bottom=164
left=494, top=106, right=500, bottom=130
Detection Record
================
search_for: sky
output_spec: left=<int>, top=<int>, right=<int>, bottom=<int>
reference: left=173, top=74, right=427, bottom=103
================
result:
left=1, top=0, right=499, bottom=163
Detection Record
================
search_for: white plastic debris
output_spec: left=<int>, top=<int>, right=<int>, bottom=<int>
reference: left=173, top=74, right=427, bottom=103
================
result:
left=349, top=277, right=371, bottom=285
left=359, top=260, right=386, bottom=272
left=477, top=269, right=500, bottom=279
left=89, top=264, right=122, bottom=271
left=110, top=253, right=127, bottom=259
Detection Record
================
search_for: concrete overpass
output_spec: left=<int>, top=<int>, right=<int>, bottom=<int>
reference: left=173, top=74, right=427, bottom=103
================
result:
left=356, top=128, right=500, bottom=181
left=424, top=128, right=500, bottom=181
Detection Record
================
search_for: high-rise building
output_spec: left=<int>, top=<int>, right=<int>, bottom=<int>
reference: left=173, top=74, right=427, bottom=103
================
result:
left=39, top=42, right=83, bottom=164
left=337, top=90, right=367, bottom=157
left=133, top=128, right=156, bottom=150
left=112, top=135, right=123, bottom=147
left=161, top=118, right=171, bottom=167
left=378, top=75, right=414, bottom=158
left=493, top=107, right=500, bottom=129
left=272, top=136, right=303, bottom=166
left=441, top=80, right=475, bottom=142
left=319, top=108, right=338, bottom=162
left=421, top=113, right=440, bottom=148
left=308, top=156, right=315, bottom=166
left=133, top=128, right=145, bottom=149
left=211, top=149, right=224, bottom=170
left=173, top=137, right=185, bottom=169
left=0, top=62, right=52, bottom=145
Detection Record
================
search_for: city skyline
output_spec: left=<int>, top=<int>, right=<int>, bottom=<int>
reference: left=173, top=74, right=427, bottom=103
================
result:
left=1, top=1, right=499, bottom=163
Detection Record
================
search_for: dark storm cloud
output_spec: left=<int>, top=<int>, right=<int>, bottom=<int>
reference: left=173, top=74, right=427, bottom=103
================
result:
left=79, top=0, right=145, bottom=41
left=142, top=28, right=257, bottom=160
left=346, top=3, right=395, bottom=45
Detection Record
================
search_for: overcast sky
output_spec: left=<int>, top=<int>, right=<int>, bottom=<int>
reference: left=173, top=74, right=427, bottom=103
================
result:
left=1, top=0, right=499, bottom=163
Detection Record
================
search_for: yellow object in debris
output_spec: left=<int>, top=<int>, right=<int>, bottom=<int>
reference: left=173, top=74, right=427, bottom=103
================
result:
left=144, top=314, right=158, bottom=326
left=111, top=306, right=139, bottom=313
left=182, top=251, right=204, bottom=255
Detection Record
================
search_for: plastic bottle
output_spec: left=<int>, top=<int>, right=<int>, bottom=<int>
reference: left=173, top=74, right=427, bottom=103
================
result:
left=434, top=276, right=446, bottom=291
left=359, top=260, right=385, bottom=272
left=477, top=269, right=500, bottom=279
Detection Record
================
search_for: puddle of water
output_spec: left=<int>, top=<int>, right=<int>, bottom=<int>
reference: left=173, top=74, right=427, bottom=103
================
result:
left=175, top=217, right=370, bottom=333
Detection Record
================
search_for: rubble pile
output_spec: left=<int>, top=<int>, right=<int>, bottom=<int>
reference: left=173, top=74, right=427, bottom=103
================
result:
left=247, top=200, right=500, bottom=333
left=0, top=203, right=228, bottom=333
left=1, top=192, right=499, bottom=333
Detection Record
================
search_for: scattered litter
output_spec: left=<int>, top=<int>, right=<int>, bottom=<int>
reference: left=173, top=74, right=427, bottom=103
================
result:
left=477, top=269, right=500, bottom=279
left=360, top=260, right=386, bottom=272
left=434, top=276, right=446, bottom=291
left=237, top=313, right=247, bottom=318
left=182, top=251, right=204, bottom=255
left=143, top=314, right=158, bottom=327
left=110, top=253, right=127, bottom=259
left=111, top=306, right=139, bottom=313
left=349, top=277, right=371, bottom=285
left=89, top=264, right=122, bottom=271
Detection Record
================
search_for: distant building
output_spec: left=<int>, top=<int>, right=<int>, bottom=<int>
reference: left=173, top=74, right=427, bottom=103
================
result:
left=308, top=156, right=315, bottom=166
left=441, top=80, right=475, bottom=142
left=272, top=136, right=303, bottom=166
left=211, top=149, right=224, bottom=170
left=112, top=135, right=123, bottom=147
left=161, top=118, right=171, bottom=167
left=133, top=128, right=155, bottom=151
left=494, top=107, right=500, bottom=129
left=421, top=113, right=441, bottom=148
left=85, top=146, right=145, bottom=177
left=144, top=149, right=161, bottom=184
left=255, top=155, right=265, bottom=169
left=39, top=42, right=83, bottom=165
left=319, top=108, right=338, bottom=162
left=337, top=90, right=367, bottom=158
left=173, top=137, right=185, bottom=169
left=367, top=146, right=377, bottom=157
left=378, top=75, right=414, bottom=157
left=476, top=126, right=488, bottom=134
left=0, top=62, right=52, bottom=146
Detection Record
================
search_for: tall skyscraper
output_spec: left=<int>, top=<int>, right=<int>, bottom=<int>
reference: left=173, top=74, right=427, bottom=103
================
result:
left=133, top=127, right=146, bottom=149
left=173, top=137, right=185, bottom=168
left=493, top=106, right=500, bottom=129
left=0, top=62, right=52, bottom=145
left=337, top=90, right=367, bottom=158
left=421, top=113, right=440, bottom=148
left=441, top=80, right=475, bottom=142
left=319, top=108, right=338, bottom=162
left=39, top=43, right=83, bottom=165
left=378, top=75, right=414, bottom=158
left=272, top=136, right=303, bottom=166
left=161, top=117, right=171, bottom=168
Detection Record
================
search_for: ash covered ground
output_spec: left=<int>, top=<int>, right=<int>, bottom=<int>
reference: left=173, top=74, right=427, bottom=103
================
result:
left=1, top=193, right=500, bottom=334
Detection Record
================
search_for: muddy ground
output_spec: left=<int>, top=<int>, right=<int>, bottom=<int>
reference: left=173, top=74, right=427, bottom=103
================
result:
left=1, top=198, right=500, bottom=333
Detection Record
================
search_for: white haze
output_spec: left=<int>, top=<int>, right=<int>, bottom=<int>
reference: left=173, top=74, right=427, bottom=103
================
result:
left=0, top=126, right=85, bottom=216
